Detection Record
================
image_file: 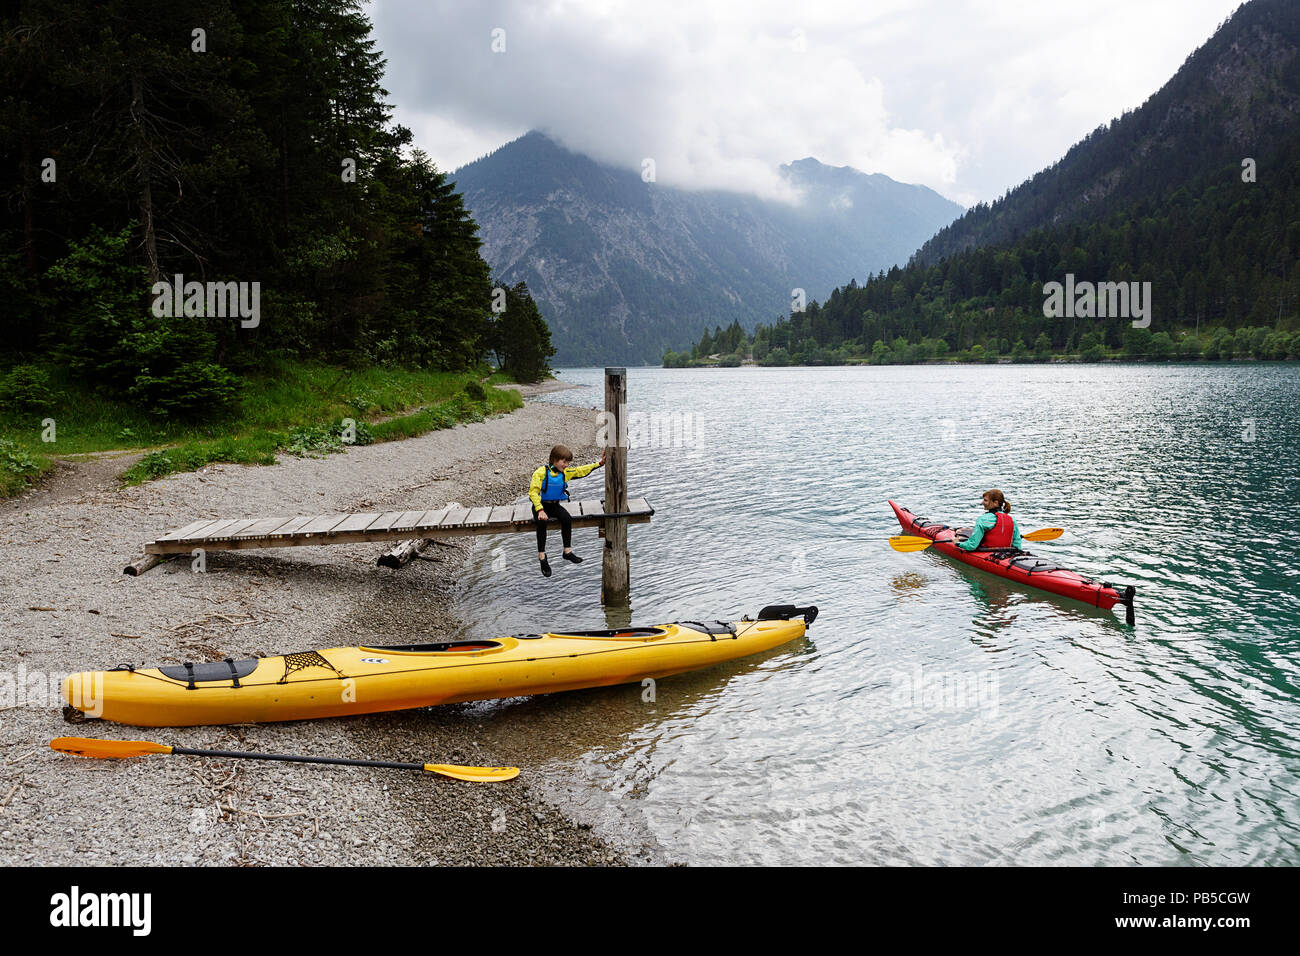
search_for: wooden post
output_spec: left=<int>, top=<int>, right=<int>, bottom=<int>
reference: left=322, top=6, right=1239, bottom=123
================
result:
left=601, top=367, right=629, bottom=606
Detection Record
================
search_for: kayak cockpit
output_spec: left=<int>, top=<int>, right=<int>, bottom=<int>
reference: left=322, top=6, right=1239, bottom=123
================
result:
left=361, top=640, right=504, bottom=653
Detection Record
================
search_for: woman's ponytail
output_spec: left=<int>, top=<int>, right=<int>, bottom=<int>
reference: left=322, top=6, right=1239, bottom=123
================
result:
left=985, top=489, right=1010, bottom=513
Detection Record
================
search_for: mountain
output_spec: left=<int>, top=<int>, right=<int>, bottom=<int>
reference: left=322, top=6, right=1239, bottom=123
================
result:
left=450, top=132, right=962, bottom=365
left=731, top=0, right=1300, bottom=364
left=914, top=0, right=1300, bottom=267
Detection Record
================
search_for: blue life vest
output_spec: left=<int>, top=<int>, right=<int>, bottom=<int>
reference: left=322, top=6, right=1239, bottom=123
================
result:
left=539, top=465, right=568, bottom=502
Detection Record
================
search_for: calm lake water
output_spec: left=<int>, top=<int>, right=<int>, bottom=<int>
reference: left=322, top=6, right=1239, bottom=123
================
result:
left=445, top=364, right=1300, bottom=865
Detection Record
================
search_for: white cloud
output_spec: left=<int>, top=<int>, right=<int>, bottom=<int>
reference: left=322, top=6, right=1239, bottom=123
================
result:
left=371, top=0, right=1246, bottom=204
left=402, top=113, right=525, bottom=173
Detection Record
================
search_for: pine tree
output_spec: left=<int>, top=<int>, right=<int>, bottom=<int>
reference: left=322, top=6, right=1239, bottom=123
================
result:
left=491, top=282, right=555, bottom=382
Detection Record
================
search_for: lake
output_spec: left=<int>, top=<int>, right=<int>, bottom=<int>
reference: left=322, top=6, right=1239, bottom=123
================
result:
left=444, top=364, right=1300, bottom=865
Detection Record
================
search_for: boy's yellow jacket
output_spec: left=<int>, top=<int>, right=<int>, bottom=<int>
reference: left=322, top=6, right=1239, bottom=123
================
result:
left=529, top=461, right=601, bottom=509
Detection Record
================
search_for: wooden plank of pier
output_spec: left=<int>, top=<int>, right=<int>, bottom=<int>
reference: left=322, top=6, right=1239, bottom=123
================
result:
left=156, top=518, right=219, bottom=542
left=333, top=513, right=383, bottom=534
left=232, top=516, right=298, bottom=539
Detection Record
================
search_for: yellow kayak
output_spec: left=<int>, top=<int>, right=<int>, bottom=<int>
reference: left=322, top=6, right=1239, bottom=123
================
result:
left=63, top=605, right=817, bottom=727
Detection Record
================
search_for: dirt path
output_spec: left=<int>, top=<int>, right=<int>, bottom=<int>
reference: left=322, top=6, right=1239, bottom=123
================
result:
left=3, top=451, right=145, bottom=512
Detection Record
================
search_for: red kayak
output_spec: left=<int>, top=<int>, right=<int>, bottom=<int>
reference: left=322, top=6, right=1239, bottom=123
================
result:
left=889, top=501, right=1135, bottom=623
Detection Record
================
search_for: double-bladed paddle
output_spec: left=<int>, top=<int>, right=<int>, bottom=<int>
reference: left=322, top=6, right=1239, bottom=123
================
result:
left=50, top=736, right=519, bottom=782
left=889, top=527, right=1064, bottom=553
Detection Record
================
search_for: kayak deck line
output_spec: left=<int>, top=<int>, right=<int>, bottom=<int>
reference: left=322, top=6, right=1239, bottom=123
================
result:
left=888, top=500, right=1135, bottom=624
left=126, top=497, right=654, bottom=572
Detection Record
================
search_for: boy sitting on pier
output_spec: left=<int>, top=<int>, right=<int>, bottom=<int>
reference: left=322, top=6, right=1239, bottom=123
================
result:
left=530, top=444, right=605, bottom=576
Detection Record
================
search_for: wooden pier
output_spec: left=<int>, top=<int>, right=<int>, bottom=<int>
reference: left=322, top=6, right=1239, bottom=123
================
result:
left=127, top=498, right=652, bottom=572
left=127, top=369, right=647, bottom=595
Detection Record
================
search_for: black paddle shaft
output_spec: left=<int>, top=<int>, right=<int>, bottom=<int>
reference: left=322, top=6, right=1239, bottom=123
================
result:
left=170, top=746, right=426, bottom=771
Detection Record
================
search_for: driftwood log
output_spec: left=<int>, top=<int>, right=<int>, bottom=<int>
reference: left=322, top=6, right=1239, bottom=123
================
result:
left=377, top=537, right=456, bottom=568
left=123, top=553, right=169, bottom=576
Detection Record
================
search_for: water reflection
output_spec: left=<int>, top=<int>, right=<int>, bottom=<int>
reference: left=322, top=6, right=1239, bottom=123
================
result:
left=602, top=596, right=633, bottom=629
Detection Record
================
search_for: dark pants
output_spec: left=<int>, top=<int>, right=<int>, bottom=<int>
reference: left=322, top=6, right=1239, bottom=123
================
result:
left=534, top=502, right=572, bottom=552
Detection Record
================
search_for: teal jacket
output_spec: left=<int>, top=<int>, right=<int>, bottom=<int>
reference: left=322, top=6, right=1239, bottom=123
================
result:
left=956, top=511, right=1023, bottom=550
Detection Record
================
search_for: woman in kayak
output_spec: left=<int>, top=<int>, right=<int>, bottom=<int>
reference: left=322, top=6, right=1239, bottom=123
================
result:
left=955, top=489, right=1023, bottom=551
left=530, top=444, right=605, bottom=576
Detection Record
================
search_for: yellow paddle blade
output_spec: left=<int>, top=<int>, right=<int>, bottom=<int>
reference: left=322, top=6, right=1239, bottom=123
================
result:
left=889, top=535, right=935, bottom=553
left=425, top=763, right=520, bottom=783
left=1023, top=528, right=1064, bottom=541
left=51, top=737, right=172, bottom=759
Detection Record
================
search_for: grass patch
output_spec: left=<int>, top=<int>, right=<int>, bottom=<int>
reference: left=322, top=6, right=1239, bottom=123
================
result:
left=485, top=369, right=560, bottom=387
left=1, top=358, right=523, bottom=495
left=120, top=434, right=283, bottom=485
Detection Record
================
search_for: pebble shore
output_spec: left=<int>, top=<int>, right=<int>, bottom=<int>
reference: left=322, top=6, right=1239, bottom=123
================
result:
left=0, top=385, right=651, bottom=866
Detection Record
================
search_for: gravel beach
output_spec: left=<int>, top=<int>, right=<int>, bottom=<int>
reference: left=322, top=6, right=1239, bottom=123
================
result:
left=0, top=384, right=650, bottom=866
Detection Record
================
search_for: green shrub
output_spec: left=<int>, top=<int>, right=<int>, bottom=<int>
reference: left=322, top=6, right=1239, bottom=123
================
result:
left=1246, top=326, right=1270, bottom=358
left=1148, top=331, right=1174, bottom=360
left=1123, top=327, right=1152, bottom=357
left=284, top=425, right=341, bottom=458
left=1203, top=329, right=1232, bottom=360
left=0, top=438, right=45, bottom=495
left=128, top=359, right=242, bottom=419
left=283, top=418, right=375, bottom=457
left=0, top=438, right=39, bottom=476
left=341, top=419, right=374, bottom=446
left=0, top=365, right=57, bottom=411
left=347, top=392, right=376, bottom=416
left=452, top=396, right=483, bottom=423
left=135, top=450, right=174, bottom=480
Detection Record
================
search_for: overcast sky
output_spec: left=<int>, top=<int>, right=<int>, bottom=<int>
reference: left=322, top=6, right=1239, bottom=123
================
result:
left=369, top=0, right=1246, bottom=207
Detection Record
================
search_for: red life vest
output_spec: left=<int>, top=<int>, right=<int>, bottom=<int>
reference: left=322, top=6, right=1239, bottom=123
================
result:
left=981, top=511, right=1014, bottom=548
